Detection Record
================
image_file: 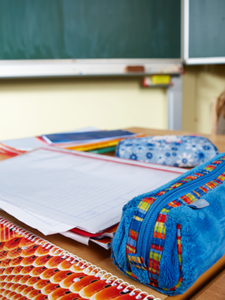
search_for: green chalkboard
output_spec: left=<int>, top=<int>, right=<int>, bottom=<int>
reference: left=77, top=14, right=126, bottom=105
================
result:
left=189, top=0, right=225, bottom=58
left=0, top=0, right=181, bottom=60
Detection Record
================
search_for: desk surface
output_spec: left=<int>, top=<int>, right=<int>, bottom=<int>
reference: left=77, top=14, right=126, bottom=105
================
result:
left=190, top=269, right=225, bottom=300
left=0, top=127, right=225, bottom=300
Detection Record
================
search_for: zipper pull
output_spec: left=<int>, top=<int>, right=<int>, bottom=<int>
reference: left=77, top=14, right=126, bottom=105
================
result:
left=188, top=199, right=209, bottom=209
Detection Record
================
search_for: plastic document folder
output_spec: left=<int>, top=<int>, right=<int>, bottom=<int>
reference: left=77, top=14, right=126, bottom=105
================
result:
left=63, top=224, right=119, bottom=250
left=0, top=217, right=161, bottom=300
left=41, top=129, right=136, bottom=144
left=0, top=148, right=186, bottom=235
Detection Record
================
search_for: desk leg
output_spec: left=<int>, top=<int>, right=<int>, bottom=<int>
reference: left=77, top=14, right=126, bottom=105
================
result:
left=167, top=76, right=182, bottom=130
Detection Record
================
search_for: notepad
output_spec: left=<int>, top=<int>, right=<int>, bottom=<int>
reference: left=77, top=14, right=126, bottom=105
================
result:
left=0, top=217, right=161, bottom=300
left=0, top=147, right=186, bottom=234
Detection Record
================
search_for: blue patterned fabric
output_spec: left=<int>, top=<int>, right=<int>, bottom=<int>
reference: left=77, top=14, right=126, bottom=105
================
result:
left=116, top=135, right=219, bottom=167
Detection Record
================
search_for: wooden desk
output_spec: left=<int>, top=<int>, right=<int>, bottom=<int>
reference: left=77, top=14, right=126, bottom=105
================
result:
left=190, top=270, right=225, bottom=300
left=0, top=127, right=224, bottom=300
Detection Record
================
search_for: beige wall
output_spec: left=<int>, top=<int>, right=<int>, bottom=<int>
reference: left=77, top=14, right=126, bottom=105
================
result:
left=0, top=64, right=225, bottom=140
left=0, top=77, right=167, bottom=140
left=182, top=65, right=225, bottom=134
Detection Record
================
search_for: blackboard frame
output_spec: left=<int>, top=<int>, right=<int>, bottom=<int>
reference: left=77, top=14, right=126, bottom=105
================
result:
left=183, top=0, right=225, bottom=65
left=0, top=59, right=182, bottom=78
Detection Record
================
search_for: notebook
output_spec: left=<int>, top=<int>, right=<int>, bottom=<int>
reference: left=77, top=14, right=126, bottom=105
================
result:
left=0, top=217, right=161, bottom=300
left=0, top=147, right=186, bottom=235
left=41, top=129, right=136, bottom=144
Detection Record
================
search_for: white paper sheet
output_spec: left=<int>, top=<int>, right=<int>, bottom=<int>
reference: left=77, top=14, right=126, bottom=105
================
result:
left=0, top=200, right=74, bottom=235
left=1, top=137, right=47, bottom=151
left=0, top=148, right=186, bottom=233
left=0, top=198, right=109, bottom=248
left=91, top=239, right=111, bottom=250
left=60, top=231, right=89, bottom=246
left=1, top=127, right=99, bottom=151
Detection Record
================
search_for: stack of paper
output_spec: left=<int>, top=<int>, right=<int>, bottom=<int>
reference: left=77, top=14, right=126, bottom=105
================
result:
left=1, top=127, right=98, bottom=151
left=1, top=127, right=143, bottom=154
left=0, top=147, right=186, bottom=249
left=40, top=129, right=143, bottom=153
left=63, top=224, right=118, bottom=249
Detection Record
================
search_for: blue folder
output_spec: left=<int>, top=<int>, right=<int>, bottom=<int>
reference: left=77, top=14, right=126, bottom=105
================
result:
left=42, top=129, right=135, bottom=144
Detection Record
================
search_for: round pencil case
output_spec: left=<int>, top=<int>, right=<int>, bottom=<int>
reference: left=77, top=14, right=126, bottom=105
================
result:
left=115, top=135, right=219, bottom=167
left=111, top=152, right=225, bottom=295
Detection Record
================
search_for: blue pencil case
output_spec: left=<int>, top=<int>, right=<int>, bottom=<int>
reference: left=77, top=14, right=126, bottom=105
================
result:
left=111, top=153, right=225, bottom=295
left=116, top=135, right=219, bottom=167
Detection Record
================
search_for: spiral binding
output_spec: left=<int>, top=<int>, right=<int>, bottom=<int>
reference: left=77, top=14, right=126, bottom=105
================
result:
left=0, top=217, right=161, bottom=300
